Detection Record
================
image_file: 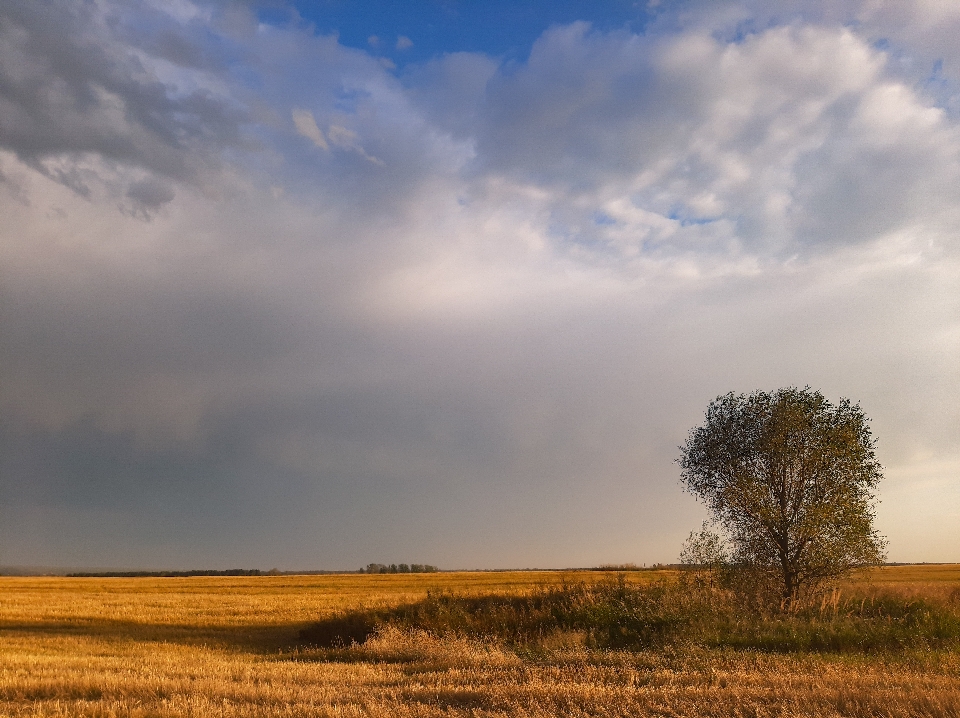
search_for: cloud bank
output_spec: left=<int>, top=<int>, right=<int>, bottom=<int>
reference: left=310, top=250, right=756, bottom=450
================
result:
left=1, top=0, right=957, bottom=568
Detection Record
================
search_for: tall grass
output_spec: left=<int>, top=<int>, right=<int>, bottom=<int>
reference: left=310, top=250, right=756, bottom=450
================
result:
left=300, top=575, right=960, bottom=653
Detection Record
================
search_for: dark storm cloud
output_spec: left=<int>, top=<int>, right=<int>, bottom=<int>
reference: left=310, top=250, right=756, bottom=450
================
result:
left=125, top=177, right=175, bottom=214
left=0, top=1, right=247, bottom=198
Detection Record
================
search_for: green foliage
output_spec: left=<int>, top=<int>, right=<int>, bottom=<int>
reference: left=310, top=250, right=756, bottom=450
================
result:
left=680, top=522, right=729, bottom=570
left=679, top=387, right=887, bottom=604
left=695, top=584, right=960, bottom=652
left=301, top=577, right=705, bottom=650
left=299, top=578, right=960, bottom=654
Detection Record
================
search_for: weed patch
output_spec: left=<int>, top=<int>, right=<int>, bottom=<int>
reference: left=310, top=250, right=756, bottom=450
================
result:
left=299, top=576, right=960, bottom=654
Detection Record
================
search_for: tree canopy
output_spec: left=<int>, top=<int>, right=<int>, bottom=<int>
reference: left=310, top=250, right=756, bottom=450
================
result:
left=679, top=387, right=886, bottom=604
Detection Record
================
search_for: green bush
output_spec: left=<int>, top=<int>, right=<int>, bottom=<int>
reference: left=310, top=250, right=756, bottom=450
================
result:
left=298, top=577, right=960, bottom=654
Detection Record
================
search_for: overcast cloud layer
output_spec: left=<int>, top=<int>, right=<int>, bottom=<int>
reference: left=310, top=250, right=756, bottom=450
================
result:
left=1, top=0, right=958, bottom=569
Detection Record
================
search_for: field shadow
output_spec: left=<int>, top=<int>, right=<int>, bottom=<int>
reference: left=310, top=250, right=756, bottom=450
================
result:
left=296, top=612, right=379, bottom=647
left=0, top=617, right=308, bottom=654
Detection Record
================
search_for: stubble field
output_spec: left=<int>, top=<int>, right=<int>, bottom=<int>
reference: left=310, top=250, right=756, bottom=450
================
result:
left=1, top=566, right=959, bottom=717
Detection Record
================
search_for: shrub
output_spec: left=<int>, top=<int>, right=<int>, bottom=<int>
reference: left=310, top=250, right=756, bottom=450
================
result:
left=299, top=576, right=960, bottom=654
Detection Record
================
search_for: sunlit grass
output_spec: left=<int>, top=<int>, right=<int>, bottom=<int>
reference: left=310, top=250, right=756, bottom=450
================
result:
left=1, top=566, right=958, bottom=716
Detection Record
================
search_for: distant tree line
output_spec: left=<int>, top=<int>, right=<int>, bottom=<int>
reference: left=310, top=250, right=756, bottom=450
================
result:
left=593, top=563, right=673, bottom=571
left=361, top=563, right=439, bottom=574
left=67, top=569, right=265, bottom=577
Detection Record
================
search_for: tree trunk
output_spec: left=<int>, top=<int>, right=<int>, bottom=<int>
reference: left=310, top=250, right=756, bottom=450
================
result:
left=783, top=572, right=795, bottom=606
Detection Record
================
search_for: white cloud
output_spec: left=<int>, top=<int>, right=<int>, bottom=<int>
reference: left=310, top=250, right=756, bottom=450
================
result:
left=327, top=124, right=384, bottom=164
left=291, top=108, right=329, bottom=149
left=656, top=0, right=960, bottom=114
left=470, top=22, right=960, bottom=262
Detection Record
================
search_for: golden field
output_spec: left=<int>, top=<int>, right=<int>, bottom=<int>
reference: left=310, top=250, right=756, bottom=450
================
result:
left=1, top=566, right=959, bottom=717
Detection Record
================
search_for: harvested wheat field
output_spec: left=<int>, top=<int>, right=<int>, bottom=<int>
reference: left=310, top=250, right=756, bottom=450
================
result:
left=1, top=566, right=959, bottom=717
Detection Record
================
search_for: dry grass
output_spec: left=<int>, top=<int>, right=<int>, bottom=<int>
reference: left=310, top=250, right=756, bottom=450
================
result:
left=1, top=567, right=958, bottom=716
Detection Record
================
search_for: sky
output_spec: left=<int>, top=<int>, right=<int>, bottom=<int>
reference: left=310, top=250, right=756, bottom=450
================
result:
left=1, top=0, right=958, bottom=571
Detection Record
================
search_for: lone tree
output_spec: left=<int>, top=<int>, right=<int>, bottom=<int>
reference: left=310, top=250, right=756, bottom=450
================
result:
left=679, top=387, right=886, bottom=604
